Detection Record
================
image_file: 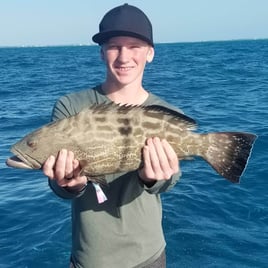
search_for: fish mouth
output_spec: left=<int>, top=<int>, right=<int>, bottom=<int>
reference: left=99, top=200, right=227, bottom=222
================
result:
left=6, top=155, right=33, bottom=169
left=6, top=148, right=42, bottom=169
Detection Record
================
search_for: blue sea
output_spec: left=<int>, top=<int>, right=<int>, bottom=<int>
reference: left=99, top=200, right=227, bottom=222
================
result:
left=0, top=40, right=267, bottom=268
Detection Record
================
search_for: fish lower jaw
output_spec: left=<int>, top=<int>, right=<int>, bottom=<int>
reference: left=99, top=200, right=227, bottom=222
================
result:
left=6, top=156, right=33, bottom=169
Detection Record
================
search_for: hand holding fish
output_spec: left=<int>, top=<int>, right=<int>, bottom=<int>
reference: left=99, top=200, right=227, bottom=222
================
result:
left=43, top=149, right=88, bottom=192
left=138, top=137, right=179, bottom=184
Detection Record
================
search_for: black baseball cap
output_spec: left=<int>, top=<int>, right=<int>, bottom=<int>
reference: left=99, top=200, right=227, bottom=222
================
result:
left=92, top=4, right=154, bottom=46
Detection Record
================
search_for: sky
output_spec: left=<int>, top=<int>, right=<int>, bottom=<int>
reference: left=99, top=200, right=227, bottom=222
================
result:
left=0, top=0, right=268, bottom=47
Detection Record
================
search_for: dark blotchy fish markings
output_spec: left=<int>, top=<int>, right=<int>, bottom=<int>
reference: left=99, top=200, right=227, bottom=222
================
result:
left=6, top=103, right=257, bottom=183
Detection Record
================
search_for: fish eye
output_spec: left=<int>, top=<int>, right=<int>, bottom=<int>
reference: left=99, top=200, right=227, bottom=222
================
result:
left=27, top=139, right=36, bottom=148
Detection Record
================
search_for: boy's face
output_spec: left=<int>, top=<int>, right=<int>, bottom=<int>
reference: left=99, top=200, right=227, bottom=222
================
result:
left=101, top=36, right=154, bottom=87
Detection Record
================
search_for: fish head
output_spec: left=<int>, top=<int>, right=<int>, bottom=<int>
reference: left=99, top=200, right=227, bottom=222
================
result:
left=6, top=123, right=63, bottom=170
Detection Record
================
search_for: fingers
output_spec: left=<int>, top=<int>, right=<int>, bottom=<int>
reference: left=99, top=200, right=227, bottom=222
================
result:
left=161, top=139, right=179, bottom=174
left=141, top=144, right=154, bottom=179
left=73, top=159, right=81, bottom=178
left=140, top=137, right=179, bottom=181
left=43, top=155, right=56, bottom=179
left=146, top=138, right=165, bottom=179
left=150, top=137, right=169, bottom=173
left=42, top=149, right=87, bottom=189
left=64, top=151, right=75, bottom=179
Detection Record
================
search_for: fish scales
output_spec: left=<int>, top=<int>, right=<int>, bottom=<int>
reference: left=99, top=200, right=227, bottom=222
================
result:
left=6, top=103, right=257, bottom=183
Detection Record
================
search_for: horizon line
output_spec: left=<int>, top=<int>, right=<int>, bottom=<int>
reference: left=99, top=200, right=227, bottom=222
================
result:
left=0, top=37, right=267, bottom=49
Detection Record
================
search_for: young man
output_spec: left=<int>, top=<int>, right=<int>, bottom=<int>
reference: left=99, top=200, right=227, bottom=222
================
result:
left=43, top=4, right=181, bottom=268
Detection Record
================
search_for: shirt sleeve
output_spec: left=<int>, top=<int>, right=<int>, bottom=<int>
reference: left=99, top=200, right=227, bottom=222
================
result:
left=51, top=96, right=74, bottom=121
left=48, top=178, right=87, bottom=199
left=139, top=170, right=181, bottom=194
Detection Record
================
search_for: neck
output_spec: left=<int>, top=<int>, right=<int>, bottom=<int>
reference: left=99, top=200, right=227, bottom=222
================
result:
left=101, top=82, right=149, bottom=105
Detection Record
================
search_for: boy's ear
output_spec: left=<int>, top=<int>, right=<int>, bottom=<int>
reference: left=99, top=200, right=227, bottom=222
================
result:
left=146, top=47, right=155, bottom=63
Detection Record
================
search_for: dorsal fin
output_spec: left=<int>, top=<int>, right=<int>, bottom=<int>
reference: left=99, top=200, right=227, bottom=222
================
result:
left=87, top=102, right=197, bottom=130
left=145, top=105, right=196, bottom=124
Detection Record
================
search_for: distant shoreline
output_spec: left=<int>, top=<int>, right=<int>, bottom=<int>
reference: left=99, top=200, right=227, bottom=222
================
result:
left=1, top=38, right=267, bottom=49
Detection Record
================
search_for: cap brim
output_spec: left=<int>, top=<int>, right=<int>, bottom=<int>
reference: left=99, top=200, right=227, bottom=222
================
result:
left=92, top=31, right=154, bottom=47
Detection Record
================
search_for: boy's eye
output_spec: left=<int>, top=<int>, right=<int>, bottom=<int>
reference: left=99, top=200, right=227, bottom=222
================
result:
left=107, top=45, right=118, bottom=50
left=130, top=45, right=140, bottom=49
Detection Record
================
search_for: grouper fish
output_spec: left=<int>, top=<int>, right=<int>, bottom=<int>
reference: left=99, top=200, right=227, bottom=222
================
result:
left=6, top=103, right=257, bottom=183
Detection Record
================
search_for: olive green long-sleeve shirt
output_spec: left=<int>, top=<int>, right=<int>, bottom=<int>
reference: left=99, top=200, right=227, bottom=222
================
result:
left=49, top=85, right=181, bottom=268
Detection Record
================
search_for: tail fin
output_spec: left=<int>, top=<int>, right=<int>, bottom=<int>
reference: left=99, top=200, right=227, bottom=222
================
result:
left=202, top=132, right=257, bottom=183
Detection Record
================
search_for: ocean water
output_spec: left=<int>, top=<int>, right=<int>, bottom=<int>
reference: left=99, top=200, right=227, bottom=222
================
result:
left=0, top=40, right=267, bottom=268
